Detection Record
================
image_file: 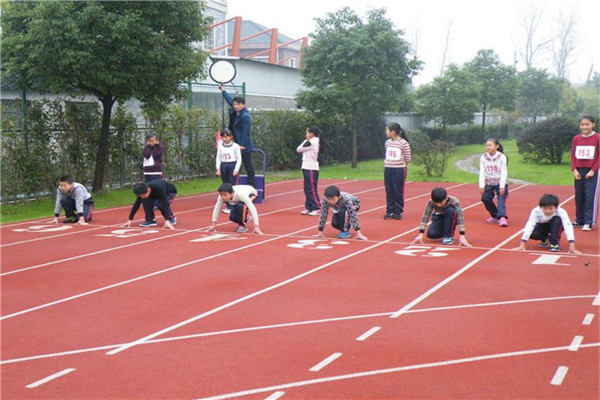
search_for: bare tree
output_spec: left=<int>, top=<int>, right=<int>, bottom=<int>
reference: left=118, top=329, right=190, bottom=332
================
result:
left=552, top=8, right=578, bottom=79
left=439, top=18, right=453, bottom=76
left=408, top=16, right=423, bottom=59
left=513, top=3, right=553, bottom=70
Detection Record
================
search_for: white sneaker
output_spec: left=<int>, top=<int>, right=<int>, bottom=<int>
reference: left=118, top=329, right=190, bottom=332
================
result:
left=222, top=209, right=231, bottom=214
left=300, top=210, right=310, bottom=215
left=582, top=224, right=592, bottom=231
left=236, top=225, right=249, bottom=233
left=308, top=210, right=321, bottom=216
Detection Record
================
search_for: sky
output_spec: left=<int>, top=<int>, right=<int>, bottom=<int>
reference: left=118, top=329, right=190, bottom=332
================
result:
left=227, top=0, right=599, bottom=87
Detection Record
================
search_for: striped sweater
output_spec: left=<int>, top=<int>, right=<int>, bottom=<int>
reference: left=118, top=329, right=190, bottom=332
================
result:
left=318, top=192, right=361, bottom=232
left=384, top=138, right=411, bottom=168
left=419, top=196, right=466, bottom=235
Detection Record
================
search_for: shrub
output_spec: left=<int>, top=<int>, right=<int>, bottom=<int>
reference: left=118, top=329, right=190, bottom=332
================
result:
left=411, top=135, right=457, bottom=177
left=517, top=117, right=578, bottom=164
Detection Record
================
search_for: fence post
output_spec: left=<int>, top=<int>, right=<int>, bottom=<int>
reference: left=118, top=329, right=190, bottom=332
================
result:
left=242, top=82, right=246, bottom=101
left=187, top=81, right=193, bottom=148
left=21, top=86, right=28, bottom=150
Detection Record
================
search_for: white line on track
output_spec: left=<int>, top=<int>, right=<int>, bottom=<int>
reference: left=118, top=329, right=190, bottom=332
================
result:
left=309, top=353, right=343, bottom=372
left=190, top=344, right=600, bottom=400
left=582, top=314, right=595, bottom=325
left=550, top=366, right=569, bottom=386
left=264, top=391, right=286, bottom=400
left=105, top=184, right=471, bottom=355
left=390, top=193, right=572, bottom=319
left=2, top=183, right=463, bottom=321
left=1, top=180, right=357, bottom=248
left=2, top=294, right=594, bottom=365
left=356, top=327, right=381, bottom=341
left=593, top=291, right=600, bottom=306
left=25, top=368, right=75, bottom=389
left=568, top=335, right=583, bottom=351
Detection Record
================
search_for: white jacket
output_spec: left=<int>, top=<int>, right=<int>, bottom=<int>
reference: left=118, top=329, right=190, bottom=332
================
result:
left=479, top=152, right=508, bottom=189
left=297, top=137, right=320, bottom=170
left=521, top=206, right=575, bottom=242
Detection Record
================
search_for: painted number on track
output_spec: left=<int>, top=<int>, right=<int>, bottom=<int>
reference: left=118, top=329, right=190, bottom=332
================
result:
left=394, top=245, right=460, bottom=257
left=96, top=229, right=160, bottom=238
left=287, top=239, right=349, bottom=250
left=190, top=234, right=248, bottom=243
left=13, top=225, right=74, bottom=233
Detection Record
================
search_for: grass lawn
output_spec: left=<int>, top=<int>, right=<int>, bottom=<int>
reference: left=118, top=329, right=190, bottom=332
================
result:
left=0, top=140, right=575, bottom=224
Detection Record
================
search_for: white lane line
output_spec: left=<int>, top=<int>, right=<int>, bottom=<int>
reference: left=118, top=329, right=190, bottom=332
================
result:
left=550, top=366, right=569, bottom=386
left=264, top=391, right=286, bottom=400
left=390, top=191, right=571, bottom=320
left=105, top=184, right=470, bottom=355
left=582, top=314, right=595, bottom=325
left=25, top=368, right=75, bottom=389
left=593, top=292, right=600, bottom=306
left=3, top=294, right=595, bottom=366
left=1, top=180, right=358, bottom=248
left=568, top=336, right=584, bottom=351
left=192, top=343, right=600, bottom=400
left=356, top=327, right=381, bottom=341
left=309, top=353, right=343, bottom=372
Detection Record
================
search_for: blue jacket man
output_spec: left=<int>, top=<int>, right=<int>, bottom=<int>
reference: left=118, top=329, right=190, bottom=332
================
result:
left=221, top=87, right=255, bottom=187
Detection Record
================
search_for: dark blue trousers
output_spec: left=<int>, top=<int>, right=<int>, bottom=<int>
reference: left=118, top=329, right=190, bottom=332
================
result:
left=144, top=174, right=163, bottom=183
left=574, top=168, right=599, bottom=225
left=331, top=206, right=360, bottom=232
left=427, top=207, right=457, bottom=239
left=302, top=169, right=321, bottom=211
left=384, top=167, right=406, bottom=216
left=482, top=184, right=509, bottom=219
left=60, top=197, right=95, bottom=221
left=144, top=193, right=175, bottom=222
left=530, top=216, right=563, bottom=245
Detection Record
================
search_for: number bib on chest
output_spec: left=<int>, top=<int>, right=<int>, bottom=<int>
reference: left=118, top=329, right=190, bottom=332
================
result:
left=386, top=148, right=402, bottom=162
left=575, top=146, right=596, bottom=160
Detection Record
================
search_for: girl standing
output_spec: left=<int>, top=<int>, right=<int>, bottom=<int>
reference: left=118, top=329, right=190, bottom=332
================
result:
left=479, top=138, right=509, bottom=227
left=216, top=129, right=242, bottom=214
left=571, top=115, right=600, bottom=231
left=142, top=134, right=165, bottom=183
left=297, top=126, right=323, bottom=216
left=384, top=123, right=411, bottom=220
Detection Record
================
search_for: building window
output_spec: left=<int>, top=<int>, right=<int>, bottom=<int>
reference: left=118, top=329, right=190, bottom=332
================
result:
left=202, top=29, right=216, bottom=51
left=289, top=58, right=296, bottom=68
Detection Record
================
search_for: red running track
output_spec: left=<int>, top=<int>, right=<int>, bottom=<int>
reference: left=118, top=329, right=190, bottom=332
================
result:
left=1, top=179, right=598, bottom=399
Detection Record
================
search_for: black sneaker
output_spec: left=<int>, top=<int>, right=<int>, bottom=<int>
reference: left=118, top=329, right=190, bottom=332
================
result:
left=572, top=221, right=583, bottom=227
left=383, top=214, right=394, bottom=220
left=63, top=216, right=78, bottom=224
left=393, top=214, right=403, bottom=220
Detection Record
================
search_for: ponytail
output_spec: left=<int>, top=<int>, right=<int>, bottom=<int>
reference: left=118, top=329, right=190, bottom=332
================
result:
left=387, top=123, right=408, bottom=142
left=307, top=126, right=325, bottom=155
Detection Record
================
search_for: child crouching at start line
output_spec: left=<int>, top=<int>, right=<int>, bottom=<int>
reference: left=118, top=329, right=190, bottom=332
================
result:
left=315, top=185, right=367, bottom=240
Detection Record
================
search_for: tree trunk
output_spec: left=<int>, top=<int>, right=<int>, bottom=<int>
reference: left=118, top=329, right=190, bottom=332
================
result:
left=351, top=104, right=358, bottom=169
left=92, top=97, right=115, bottom=193
left=481, top=102, right=487, bottom=143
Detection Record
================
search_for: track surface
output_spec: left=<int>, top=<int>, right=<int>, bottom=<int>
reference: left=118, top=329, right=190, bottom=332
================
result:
left=1, top=179, right=598, bottom=399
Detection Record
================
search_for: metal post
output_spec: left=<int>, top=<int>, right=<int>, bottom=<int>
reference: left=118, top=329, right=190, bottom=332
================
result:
left=242, top=82, right=246, bottom=101
left=187, top=82, right=193, bottom=147
left=21, top=87, right=28, bottom=150
left=231, top=17, right=242, bottom=57
left=268, top=28, right=278, bottom=64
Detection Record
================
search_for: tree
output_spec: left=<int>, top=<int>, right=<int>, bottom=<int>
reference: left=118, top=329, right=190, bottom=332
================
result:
left=576, top=72, right=600, bottom=116
left=465, top=50, right=518, bottom=142
left=416, top=64, right=480, bottom=130
left=297, top=8, right=421, bottom=168
left=517, top=68, right=563, bottom=123
left=1, top=1, right=209, bottom=192
left=513, top=3, right=552, bottom=70
left=551, top=8, right=578, bottom=79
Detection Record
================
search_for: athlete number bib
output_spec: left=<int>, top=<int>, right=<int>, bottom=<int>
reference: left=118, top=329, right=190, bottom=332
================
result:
left=575, top=146, right=596, bottom=160
left=386, top=148, right=401, bottom=162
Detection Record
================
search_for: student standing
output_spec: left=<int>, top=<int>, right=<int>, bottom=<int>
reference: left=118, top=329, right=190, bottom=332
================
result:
left=479, top=138, right=509, bottom=227
left=571, top=115, right=599, bottom=231
left=297, top=126, right=323, bottom=216
left=216, top=129, right=242, bottom=214
left=383, top=123, right=411, bottom=220
left=142, top=134, right=165, bottom=183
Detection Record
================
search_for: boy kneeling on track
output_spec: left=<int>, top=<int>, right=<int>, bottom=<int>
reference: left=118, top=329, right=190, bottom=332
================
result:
left=315, top=185, right=368, bottom=240
left=125, top=180, right=177, bottom=229
left=412, top=187, right=472, bottom=247
left=51, top=175, right=94, bottom=225
left=513, top=194, right=581, bottom=254
left=209, top=183, right=263, bottom=234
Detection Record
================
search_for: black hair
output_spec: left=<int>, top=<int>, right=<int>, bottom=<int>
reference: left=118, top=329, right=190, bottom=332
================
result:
left=431, top=187, right=448, bottom=203
left=580, top=115, right=596, bottom=124
left=307, top=126, right=325, bottom=155
left=486, top=137, right=508, bottom=165
left=218, top=183, right=234, bottom=193
left=324, top=185, right=341, bottom=198
left=539, top=194, right=559, bottom=208
left=133, top=183, right=149, bottom=196
left=386, top=122, right=408, bottom=141
left=59, top=175, right=74, bottom=184
left=221, top=129, right=233, bottom=138
left=146, top=134, right=158, bottom=141
left=232, top=96, right=246, bottom=105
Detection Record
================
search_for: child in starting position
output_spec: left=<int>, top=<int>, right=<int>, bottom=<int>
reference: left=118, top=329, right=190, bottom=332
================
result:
left=383, top=123, right=411, bottom=220
left=571, top=115, right=599, bottom=231
left=412, top=187, right=472, bottom=246
left=125, top=180, right=177, bottom=229
left=52, top=175, right=94, bottom=225
left=216, top=129, right=242, bottom=214
left=209, top=183, right=263, bottom=234
left=479, top=138, right=509, bottom=227
left=315, top=185, right=367, bottom=240
left=297, top=126, right=323, bottom=216
left=514, top=194, right=580, bottom=254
